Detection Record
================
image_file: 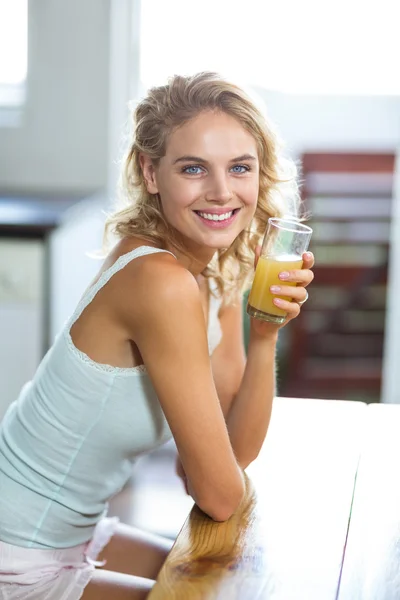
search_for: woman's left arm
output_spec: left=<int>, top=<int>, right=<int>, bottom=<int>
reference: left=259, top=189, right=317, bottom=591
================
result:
left=211, top=299, right=247, bottom=419
left=210, top=296, right=277, bottom=469
left=213, top=251, right=315, bottom=469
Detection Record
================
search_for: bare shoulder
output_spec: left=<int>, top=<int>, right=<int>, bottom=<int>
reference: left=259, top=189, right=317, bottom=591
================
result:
left=133, top=250, right=197, bottom=296
left=114, top=249, right=202, bottom=332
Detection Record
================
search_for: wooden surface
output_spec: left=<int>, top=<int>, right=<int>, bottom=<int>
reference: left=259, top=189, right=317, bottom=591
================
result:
left=338, top=404, right=400, bottom=600
left=149, top=397, right=367, bottom=600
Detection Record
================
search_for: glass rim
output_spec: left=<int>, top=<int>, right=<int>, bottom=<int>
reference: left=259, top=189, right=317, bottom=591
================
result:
left=268, top=217, right=313, bottom=234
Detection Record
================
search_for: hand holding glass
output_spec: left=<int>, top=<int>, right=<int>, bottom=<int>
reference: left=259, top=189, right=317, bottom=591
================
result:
left=247, top=218, right=313, bottom=324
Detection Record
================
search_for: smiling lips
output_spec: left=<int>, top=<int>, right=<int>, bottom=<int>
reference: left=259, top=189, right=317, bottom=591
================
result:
left=193, top=208, right=241, bottom=228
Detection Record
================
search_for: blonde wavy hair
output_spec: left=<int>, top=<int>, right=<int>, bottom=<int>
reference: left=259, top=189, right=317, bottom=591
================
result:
left=104, top=72, right=300, bottom=303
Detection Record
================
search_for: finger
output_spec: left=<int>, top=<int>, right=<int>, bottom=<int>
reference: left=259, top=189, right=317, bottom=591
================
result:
left=302, top=251, right=315, bottom=268
left=270, top=285, right=308, bottom=302
left=273, top=296, right=300, bottom=317
left=278, top=268, right=314, bottom=286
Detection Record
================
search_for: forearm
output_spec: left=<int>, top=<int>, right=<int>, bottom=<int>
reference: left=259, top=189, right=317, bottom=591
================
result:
left=225, top=325, right=278, bottom=468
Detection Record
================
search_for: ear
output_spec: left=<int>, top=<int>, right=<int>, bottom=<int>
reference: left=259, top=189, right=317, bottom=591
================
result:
left=139, top=154, right=159, bottom=194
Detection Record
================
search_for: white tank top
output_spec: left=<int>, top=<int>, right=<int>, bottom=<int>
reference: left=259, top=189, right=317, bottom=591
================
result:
left=0, top=246, right=223, bottom=549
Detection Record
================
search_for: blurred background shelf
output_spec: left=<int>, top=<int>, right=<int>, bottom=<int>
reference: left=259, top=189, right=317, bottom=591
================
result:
left=281, top=152, right=395, bottom=402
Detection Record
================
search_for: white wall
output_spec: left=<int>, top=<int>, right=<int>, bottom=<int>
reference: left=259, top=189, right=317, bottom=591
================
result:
left=255, top=88, right=400, bottom=154
left=0, top=0, right=111, bottom=194
left=49, top=0, right=141, bottom=334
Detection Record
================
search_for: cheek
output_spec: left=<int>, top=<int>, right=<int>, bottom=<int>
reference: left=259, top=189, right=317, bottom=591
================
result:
left=242, top=179, right=259, bottom=206
left=158, top=188, right=194, bottom=223
left=163, top=180, right=199, bottom=210
left=241, top=182, right=259, bottom=221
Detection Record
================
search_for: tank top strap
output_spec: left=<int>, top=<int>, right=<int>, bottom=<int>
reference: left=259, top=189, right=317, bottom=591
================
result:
left=207, top=277, right=223, bottom=355
left=69, top=246, right=176, bottom=328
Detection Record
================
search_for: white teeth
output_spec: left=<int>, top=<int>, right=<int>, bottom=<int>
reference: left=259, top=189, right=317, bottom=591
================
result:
left=198, top=211, right=233, bottom=221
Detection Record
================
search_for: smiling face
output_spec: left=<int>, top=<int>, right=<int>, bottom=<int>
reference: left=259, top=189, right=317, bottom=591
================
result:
left=140, top=110, right=260, bottom=258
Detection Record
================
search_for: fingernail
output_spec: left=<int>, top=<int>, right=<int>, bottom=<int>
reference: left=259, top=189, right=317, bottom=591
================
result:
left=274, top=298, right=284, bottom=306
left=279, top=272, right=289, bottom=280
left=270, top=285, right=281, bottom=293
left=305, top=252, right=313, bottom=259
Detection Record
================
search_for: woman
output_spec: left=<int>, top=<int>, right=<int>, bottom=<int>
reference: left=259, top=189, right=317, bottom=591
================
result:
left=0, top=72, right=314, bottom=599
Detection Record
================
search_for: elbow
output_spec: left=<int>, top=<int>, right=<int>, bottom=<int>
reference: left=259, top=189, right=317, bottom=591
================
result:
left=197, top=479, right=245, bottom=522
left=207, top=504, right=237, bottom=523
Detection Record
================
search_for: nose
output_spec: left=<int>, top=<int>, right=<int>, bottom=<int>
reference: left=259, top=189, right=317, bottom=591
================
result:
left=205, top=171, right=233, bottom=203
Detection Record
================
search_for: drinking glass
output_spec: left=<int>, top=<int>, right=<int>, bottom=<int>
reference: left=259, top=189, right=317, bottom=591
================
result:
left=247, top=218, right=313, bottom=324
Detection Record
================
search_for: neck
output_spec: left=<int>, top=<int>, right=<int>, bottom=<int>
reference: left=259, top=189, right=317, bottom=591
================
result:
left=165, top=237, right=217, bottom=278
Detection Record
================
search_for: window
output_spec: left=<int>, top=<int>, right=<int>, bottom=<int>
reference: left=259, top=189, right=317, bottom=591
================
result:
left=140, top=0, right=399, bottom=95
left=0, top=0, right=28, bottom=107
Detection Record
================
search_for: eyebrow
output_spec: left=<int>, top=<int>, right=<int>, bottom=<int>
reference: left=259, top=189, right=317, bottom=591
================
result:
left=173, top=153, right=257, bottom=165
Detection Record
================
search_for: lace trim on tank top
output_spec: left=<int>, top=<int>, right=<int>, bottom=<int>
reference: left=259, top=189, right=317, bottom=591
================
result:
left=63, top=246, right=223, bottom=376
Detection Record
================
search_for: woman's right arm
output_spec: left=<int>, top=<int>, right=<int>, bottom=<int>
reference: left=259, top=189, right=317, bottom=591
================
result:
left=119, top=256, right=245, bottom=522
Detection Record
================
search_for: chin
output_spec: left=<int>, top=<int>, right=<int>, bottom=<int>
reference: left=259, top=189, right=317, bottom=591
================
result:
left=201, top=234, right=239, bottom=251
left=174, top=220, right=243, bottom=253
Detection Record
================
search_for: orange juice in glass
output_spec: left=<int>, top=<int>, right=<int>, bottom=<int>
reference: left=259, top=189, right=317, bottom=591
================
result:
left=247, top=218, right=312, bottom=324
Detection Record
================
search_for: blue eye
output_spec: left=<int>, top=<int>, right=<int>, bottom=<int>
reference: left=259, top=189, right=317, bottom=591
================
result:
left=182, top=164, right=250, bottom=175
left=182, top=165, right=203, bottom=175
left=231, top=164, right=250, bottom=173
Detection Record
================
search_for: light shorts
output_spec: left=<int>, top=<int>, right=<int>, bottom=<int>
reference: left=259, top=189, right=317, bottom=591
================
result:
left=0, top=516, right=120, bottom=600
